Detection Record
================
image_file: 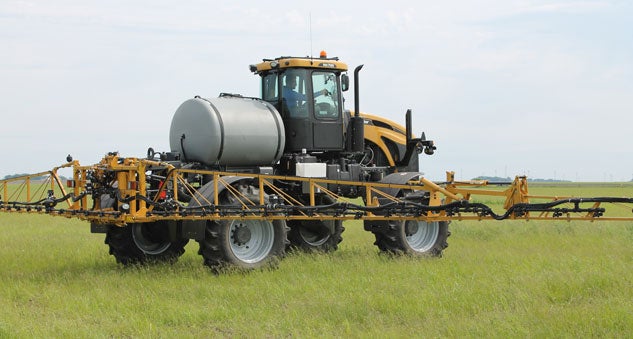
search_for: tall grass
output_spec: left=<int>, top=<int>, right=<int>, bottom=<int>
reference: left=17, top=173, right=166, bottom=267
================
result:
left=1, top=184, right=632, bottom=337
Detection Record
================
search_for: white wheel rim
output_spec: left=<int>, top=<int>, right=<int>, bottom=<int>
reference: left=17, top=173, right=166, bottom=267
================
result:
left=229, top=220, right=275, bottom=263
left=405, top=220, right=439, bottom=253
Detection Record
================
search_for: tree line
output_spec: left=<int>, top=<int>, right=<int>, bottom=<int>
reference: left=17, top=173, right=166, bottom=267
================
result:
left=2, top=174, right=69, bottom=181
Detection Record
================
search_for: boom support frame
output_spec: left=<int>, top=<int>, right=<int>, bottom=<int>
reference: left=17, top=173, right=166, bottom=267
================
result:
left=2, top=154, right=633, bottom=225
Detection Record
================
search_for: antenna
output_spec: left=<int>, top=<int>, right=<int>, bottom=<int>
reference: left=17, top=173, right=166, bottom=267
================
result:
left=309, top=12, right=313, bottom=59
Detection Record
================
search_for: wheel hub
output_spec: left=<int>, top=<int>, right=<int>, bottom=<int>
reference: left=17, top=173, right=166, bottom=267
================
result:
left=228, top=219, right=276, bottom=264
left=232, top=224, right=252, bottom=246
left=131, top=223, right=172, bottom=255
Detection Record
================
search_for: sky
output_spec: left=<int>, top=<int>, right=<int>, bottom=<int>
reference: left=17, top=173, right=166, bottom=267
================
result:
left=1, top=0, right=632, bottom=182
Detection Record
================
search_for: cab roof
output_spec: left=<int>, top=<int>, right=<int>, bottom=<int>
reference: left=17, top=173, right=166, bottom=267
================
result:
left=250, top=54, right=348, bottom=74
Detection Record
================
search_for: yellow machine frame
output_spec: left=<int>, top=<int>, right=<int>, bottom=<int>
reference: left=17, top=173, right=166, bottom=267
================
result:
left=359, top=112, right=408, bottom=166
left=2, top=154, right=632, bottom=226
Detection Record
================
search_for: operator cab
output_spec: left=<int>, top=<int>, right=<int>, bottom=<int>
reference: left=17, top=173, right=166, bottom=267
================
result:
left=250, top=53, right=349, bottom=153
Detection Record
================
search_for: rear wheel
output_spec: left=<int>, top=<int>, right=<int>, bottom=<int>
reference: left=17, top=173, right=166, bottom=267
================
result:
left=287, top=195, right=344, bottom=252
left=105, top=221, right=189, bottom=265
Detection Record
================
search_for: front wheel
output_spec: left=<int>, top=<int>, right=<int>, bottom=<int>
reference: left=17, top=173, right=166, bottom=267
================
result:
left=287, top=219, right=344, bottom=252
left=287, top=195, right=344, bottom=252
left=365, top=220, right=450, bottom=257
left=198, top=219, right=288, bottom=271
left=105, top=221, right=189, bottom=265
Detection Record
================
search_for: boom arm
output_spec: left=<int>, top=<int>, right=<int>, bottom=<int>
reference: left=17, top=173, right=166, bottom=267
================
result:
left=2, top=155, right=633, bottom=225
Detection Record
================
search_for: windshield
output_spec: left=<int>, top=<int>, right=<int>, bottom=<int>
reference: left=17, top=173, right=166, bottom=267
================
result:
left=262, top=69, right=341, bottom=119
left=312, top=71, right=340, bottom=120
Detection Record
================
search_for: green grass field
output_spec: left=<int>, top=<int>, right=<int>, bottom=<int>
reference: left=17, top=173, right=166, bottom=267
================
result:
left=1, top=183, right=633, bottom=337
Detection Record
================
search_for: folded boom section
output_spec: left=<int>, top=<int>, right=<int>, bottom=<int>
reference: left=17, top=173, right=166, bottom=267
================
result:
left=2, top=154, right=633, bottom=224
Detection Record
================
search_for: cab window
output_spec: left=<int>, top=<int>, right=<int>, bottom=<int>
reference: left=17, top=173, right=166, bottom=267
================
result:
left=281, top=70, right=309, bottom=117
left=312, top=71, right=339, bottom=120
left=262, top=73, right=278, bottom=103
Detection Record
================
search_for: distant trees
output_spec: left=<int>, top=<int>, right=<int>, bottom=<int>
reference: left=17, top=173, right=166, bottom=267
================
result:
left=3, top=173, right=46, bottom=180
left=473, top=176, right=512, bottom=183
left=2, top=174, right=68, bottom=181
left=473, top=176, right=571, bottom=183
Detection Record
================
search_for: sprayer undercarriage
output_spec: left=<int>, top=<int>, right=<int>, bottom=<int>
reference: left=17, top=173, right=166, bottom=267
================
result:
left=2, top=154, right=632, bottom=270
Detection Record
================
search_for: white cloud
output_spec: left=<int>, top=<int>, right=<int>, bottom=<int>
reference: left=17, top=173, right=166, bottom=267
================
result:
left=520, top=1, right=609, bottom=14
left=0, top=0, right=631, bottom=181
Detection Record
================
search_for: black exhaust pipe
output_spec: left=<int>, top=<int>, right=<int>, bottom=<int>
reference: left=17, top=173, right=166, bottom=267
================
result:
left=354, top=65, right=363, bottom=118
left=351, top=64, right=365, bottom=152
left=405, top=109, right=412, bottom=143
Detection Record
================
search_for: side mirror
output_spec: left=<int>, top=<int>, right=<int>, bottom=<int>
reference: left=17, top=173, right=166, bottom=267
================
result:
left=341, top=74, right=349, bottom=92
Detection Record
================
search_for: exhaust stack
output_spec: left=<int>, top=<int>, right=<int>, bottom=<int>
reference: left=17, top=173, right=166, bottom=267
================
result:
left=350, top=65, right=365, bottom=152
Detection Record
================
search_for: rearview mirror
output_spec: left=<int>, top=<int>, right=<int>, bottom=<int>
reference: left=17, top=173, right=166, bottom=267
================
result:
left=341, top=74, right=349, bottom=92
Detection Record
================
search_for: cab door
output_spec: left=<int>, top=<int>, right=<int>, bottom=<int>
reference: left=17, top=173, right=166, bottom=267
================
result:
left=280, top=70, right=314, bottom=152
left=311, top=71, right=343, bottom=150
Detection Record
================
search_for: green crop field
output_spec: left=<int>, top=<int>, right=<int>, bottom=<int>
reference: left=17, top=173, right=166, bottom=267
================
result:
left=1, top=183, right=633, bottom=337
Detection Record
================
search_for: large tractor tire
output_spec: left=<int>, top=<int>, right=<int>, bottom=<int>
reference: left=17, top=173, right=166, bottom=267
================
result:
left=287, top=219, right=344, bottom=252
left=196, top=179, right=288, bottom=271
left=287, top=195, right=344, bottom=252
left=105, top=221, right=189, bottom=265
left=367, top=220, right=450, bottom=257
left=198, top=219, right=288, bottom=271
left=364, top=172, right=450, bottom=257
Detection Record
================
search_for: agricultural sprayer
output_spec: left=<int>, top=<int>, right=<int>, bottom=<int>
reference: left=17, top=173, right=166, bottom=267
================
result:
left=2, top=53, right=632, bottom=271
